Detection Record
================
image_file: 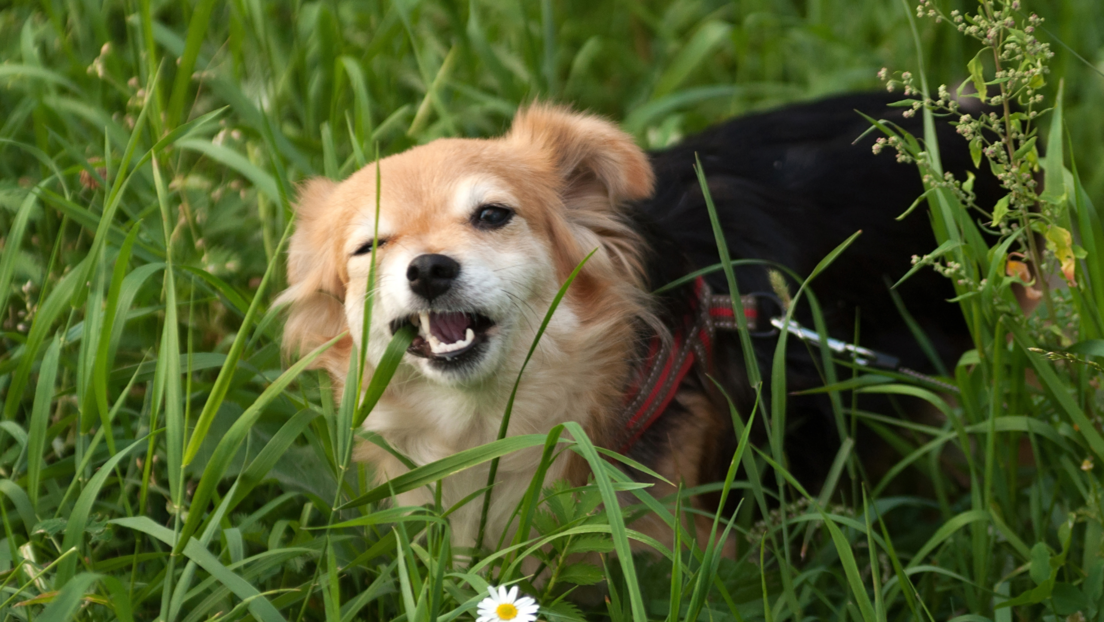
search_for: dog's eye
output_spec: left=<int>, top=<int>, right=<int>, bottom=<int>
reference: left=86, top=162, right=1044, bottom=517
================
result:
left=352, top=238, right=386, bottom=256
left=472, top=204, right=514, bottom=230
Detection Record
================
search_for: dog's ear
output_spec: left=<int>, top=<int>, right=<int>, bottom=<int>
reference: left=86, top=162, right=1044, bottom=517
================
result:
left=507, top=105, right=656, bottom=303
left=508, top=105, right=655, bottom=207
left=275, top=177, right=350, bottom=360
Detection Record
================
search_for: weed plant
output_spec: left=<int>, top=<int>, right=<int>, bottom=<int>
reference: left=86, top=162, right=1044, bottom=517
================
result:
left=1, top=0, right=1103, bottom=620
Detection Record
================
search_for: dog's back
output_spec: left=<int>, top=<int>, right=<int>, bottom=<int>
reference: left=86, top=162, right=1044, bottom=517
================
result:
left=626, top=93, right=1003, bottom=488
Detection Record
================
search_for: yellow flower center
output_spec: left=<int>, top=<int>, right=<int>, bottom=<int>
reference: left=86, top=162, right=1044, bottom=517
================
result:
left=495, top=603, right=519, bottom=620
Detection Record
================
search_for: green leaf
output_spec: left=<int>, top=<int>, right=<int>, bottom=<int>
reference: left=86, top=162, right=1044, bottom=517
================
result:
left=1029, top=541, right=1051, bottom=585
left=564, top=535, right=617, bottom=555
left=1013, top=136, right=1037, bottom=161
left=991, top=194, right=1011, bottom=226
left=324, top=507, right=446, bottom=530
left=1051, top=582, right=1090, bottom=616
left=476, top=248, right=599, bottom=550
left=822, top=510, right=878, bottom=622
left=557, top=563, right=605, bottom=586
left=969, top=137, right=982, bottom=169
left=892, top=238, right=963, bottom=289
left=967, top=49, right=987, bottom=103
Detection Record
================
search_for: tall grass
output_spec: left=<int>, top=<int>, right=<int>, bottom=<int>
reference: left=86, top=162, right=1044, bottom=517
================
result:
left=1, top=0, right=1102, bottom=620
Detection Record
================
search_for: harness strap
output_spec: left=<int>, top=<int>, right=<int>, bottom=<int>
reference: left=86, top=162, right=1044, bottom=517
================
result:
left=618, top=278, right=760, bottom=453
left=617, top=276, right=956, bottom=453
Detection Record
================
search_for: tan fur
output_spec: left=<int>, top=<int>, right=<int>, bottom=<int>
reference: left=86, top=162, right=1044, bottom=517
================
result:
left=279, top=104, right=700, bottom=551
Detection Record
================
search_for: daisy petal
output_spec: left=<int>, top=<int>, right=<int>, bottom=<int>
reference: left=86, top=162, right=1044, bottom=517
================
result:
left=506, top=586, right=518, bottom=602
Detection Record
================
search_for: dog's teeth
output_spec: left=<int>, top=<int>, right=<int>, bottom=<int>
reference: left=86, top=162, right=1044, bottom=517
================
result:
left=410, top=314, right=421, bottom=327
left=427, top=327, right=476, bottom=355
left=419, top=311, right=431, bottom=338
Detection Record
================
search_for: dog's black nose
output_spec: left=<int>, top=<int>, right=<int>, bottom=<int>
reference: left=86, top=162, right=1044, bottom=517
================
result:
left=407, top=254, right=460, bottom=301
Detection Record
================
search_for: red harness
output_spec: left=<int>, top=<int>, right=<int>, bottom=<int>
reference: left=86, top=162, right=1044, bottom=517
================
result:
left=618, top=278, right=763, bottom=453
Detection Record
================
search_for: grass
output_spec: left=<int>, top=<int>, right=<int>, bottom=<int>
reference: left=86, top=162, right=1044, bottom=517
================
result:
left=1, top=0, right=1103, bottom=620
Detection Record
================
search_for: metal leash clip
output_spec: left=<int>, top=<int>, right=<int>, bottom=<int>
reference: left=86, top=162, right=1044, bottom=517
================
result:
left=769, top=316, right=901, bottom=371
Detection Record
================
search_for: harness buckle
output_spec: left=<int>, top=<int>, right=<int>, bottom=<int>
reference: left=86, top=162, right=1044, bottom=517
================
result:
left=742, top=292, right=785, bottom=337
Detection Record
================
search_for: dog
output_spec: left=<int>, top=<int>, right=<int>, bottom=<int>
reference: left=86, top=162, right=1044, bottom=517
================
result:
left=277, top=92, right=1002, bottom=551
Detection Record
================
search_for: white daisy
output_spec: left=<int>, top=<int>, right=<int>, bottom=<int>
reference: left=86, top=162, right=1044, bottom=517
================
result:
left=476, top=585, right=539, bottom=622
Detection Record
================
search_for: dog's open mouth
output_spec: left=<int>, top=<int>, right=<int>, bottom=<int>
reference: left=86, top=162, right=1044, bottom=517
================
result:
left=390, top=311, right=496, bottom=362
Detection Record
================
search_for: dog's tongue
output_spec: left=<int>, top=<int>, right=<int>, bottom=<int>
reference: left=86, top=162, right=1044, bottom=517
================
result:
left=430, top=312, right=472, bottom=344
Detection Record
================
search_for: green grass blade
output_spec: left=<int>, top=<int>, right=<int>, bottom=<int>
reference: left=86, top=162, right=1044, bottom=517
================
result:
left=183, top=217, right=294, bottom=467
left=175, top=332, right=345, bottom=550
left=339, top=433, right=558, bottom=510
left=70, top=75, right=154, bottom=309
left=151, top=157, right=186, bottom=522
left=3, top=257, right=87, bottom=421
left=354, top=325, right=416, bottom=428
left=175, top=138, right=281, bottom=202
left=0, top=184, right=40, bottom=318
left=652, top=21, right=731, bottom=99
left=562, top=421, right=647, bottom=622
left=112, top=516, right=286, bottom=622
left=694, top=154, right=761, bottom=387
left=26, top=336, right=60, bottom=507
left=906, top=510, right=991, bottom=569
left=1008, top=322, right=1104, bottom=461
left=56, top=435, right=147, bottom=586
left=38, top=572, right=103, bottom=622
left=165, top=0, right=219, bottom=128
left=0, top=480, right=36, bottom=536
left=476, top=248, right=597, bottom=551
left=91, top=221, right=143, bottom=450
left=226, top=408, right=320, bottom=511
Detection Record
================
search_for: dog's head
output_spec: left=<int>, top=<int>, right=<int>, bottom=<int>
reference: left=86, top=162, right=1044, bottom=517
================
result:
left=278, top=106, right=657, bottom=387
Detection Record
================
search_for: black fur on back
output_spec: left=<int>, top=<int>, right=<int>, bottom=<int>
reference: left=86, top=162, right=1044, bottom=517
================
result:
left=624, top=92, right=1004, bottom=489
